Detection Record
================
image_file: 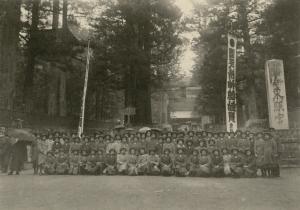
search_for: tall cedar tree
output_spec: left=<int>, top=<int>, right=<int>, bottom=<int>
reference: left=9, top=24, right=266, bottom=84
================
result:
left=0, top=0, right=21, bottom=110
left=91, top=0, right=182, bottom=124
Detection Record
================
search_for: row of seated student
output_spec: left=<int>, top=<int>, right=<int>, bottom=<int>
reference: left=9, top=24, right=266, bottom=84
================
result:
left=40, top=142, right=280, bottom=178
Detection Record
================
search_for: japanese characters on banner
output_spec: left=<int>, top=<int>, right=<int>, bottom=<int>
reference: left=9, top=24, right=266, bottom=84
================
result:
left=265, top=60, right=289, bottom=129
left=226, top=34, right=237, bottom=132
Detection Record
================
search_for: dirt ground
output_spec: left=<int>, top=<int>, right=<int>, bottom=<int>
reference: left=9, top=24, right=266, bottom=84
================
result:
left=1, top=168, right=300, bottom=210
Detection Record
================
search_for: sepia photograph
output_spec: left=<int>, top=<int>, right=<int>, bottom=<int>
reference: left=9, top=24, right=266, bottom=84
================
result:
left=0, top=0, right=300, bottom=209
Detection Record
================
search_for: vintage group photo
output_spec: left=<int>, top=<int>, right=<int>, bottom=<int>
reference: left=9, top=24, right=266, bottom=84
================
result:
left=0, top=0, right=299, bottom=210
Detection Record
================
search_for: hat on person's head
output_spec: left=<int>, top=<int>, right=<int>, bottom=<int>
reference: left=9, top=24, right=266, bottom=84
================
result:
left=171, top=132, right=177, bottom=136
left=163, top=148, right=171, bottom=154
left=186, top=139, right=193, bottom=145
left=188, top=131, right=194, bottom=135
left=47, top=151, right=53, bottom=155
left=176, top=147, right=184, bottom=153
left=109, top=148, right=116, bottom=154
left=178, top=131, right=185, bottom=136
left=241, top=132, right=247, bottom=137
left=256, top=132, right=263, bottom=136
left=177, top=138, right=184, bottom=144
left=221, top=148, right=228, bottom=153
left=196, top=131, right=202, bottom=136
left=231, top=148, right=239, bottom=153
left=245, top=149, right=252, bottom=155
left=166, top=131, right=172, bottom=135
left=148, top=149, right=156, bottom=154
left=192, top=149, right=199, bottom=154
left=264, top=132, right=272, bottom=138
left=200, top=148, right=208, bottom=155
left=199, top=139, right=206, bottom=145
left=120, top=147, right=127, bottom=152
left=129, top=148, right=136, bottom=153
left=208, top=139, right=216, bottom=144
left=212, top=149, right=220, bottom=154
left=218, top=132, right=224, bottom=136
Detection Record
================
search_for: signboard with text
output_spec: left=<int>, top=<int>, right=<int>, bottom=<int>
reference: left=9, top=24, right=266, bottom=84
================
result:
left=226, top=34, right=238, bottom=132
left=265, top=60, right=289, bottom=129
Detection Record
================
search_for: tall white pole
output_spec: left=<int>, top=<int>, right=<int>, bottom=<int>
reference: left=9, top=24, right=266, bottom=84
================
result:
left=78, top=40, right=91, bottom=137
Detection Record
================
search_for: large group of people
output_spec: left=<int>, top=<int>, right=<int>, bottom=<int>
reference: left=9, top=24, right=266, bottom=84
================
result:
left=24, top=128, right=293, bottom=178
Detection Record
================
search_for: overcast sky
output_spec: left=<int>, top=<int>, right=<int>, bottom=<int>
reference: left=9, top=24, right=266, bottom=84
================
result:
left=175, top=0, right=197, bottom=77
left=175, top=0, right=194, bottom=15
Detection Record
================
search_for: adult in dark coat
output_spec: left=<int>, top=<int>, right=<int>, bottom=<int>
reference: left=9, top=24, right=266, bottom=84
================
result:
left=262, top=133, right=278, bottom=177
left=8, top=141, right=27, bottom=175
left=211, top=149, right=224, bottom=177
left=0, top=135, right=12, bottom=173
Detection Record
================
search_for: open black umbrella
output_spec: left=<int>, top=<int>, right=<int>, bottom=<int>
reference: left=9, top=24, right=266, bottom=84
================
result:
left=151, top=128, right=162, bottom=132
left=114, top=125, right=125, bottom=130
left=6, top=128, right=35, bottom=144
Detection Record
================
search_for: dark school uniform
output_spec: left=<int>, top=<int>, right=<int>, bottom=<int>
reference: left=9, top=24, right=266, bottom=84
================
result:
left=211, top=154, right=223, bottom=177
left=174, top=154, right=188, bottom=177
left=243, top=155, right=256, bottom=177
left=160, top=154, right=173, bottom=176
left=198, top=155, right=211, bottom=176
left=55, top=153, right=69, bottom=174
left=230, top=154, right=244, bottom=177
left=104, top=153, right=117, bottom=175
left=148, top=154, right=160, bottom=175
left=188, top=155, right=201, bottom=177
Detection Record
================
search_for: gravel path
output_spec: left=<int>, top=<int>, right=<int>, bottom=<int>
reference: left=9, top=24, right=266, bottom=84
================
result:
left=1, top=168, right=300, bottom=210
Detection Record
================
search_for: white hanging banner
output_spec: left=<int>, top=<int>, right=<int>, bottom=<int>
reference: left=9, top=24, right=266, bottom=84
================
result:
left=226, top=34, right=237, bottom=132
left=265, top=59, right=289, bottom=129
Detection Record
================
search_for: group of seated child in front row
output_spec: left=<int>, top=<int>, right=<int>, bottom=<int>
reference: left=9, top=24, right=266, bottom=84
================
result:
left=40, top=131, right=280, bottom=178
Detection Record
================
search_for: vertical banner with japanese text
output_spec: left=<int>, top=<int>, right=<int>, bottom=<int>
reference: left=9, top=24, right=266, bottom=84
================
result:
left=265, top=60, right=289, bottom=129
left=226, top=34, right=237, bottom=132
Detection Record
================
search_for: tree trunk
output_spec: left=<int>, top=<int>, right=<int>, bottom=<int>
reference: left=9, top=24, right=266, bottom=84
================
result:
left=47, top=0, right=60, bottom=115
left=239, top=0, right=258, bottom=120
left=137, top=16, right=152, bottom=124
left=124, top=21, right=138, bottom=124
left=52, top=0, right=59, bottom=30
left=248, top=82, right=258, bottom=119
left=47, top=63, right=59, bottom=116
left=62, top=0, right=68, bottom=30
left=123, top=10, right=152, bottom=125
left=58, top=0, right=68, bottom=117
left=95, top=87, right=101, bottom=120
left=0, top=0, right=21, bottom=111
left=59, top=70, right=66, bottom=116
left=23, top=0, right=40, bottom=113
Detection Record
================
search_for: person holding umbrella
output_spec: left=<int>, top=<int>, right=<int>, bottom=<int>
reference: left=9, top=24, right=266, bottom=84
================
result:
left=0, top=127, right=12, bottom=173
left=6, top=128, right=36, bottom=175
left=8, top=138, right=27, bottom=175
